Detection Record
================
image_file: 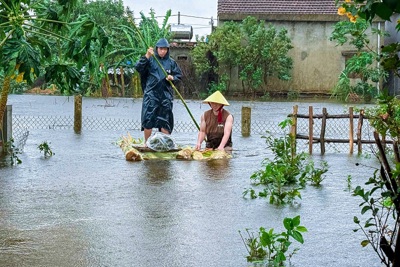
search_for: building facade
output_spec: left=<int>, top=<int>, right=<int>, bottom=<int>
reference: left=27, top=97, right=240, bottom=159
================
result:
left=217, top=0, right=382, bottom=96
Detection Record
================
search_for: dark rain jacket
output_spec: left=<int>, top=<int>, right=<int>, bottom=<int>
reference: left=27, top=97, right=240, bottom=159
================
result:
left=134, top=38, right=182, bottom=133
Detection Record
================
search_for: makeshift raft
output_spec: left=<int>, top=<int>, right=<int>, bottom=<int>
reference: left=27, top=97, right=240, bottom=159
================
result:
left=117, top=133, right=232, bottom=161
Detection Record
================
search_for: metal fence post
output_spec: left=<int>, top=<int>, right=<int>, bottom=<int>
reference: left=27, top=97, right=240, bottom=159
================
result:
left=1, top=105, right=12, bottom=153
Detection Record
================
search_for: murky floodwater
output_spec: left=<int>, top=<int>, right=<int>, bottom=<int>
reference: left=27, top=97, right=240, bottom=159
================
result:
left=0, top=95, right=381, bottom=266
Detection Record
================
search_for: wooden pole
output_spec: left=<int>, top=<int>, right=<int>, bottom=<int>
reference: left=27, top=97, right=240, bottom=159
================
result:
left=241, top=106, right=251, bottom=137
left=320, top=107, right=327, bottom=155
left=308, top=106, right=313, bottom=155
left=357, top=109, right=364, bottom=154
left=349, top=107, right=354, bottom=154
left=120, top=66, right=125, bottom=97
left=1, top=105, right=12, bottom=154
left=290, top=105, right=298, bottom=157
left=74, top=95, right=82, bottom=134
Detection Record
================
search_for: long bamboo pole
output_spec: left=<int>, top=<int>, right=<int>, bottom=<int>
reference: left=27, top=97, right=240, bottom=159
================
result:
left=128, top=18, right=200, bottom=131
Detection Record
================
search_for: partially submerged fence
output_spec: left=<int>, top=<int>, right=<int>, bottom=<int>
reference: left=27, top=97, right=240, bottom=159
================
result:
left=5, top=97, right=378, bottom=154
left=290, top=105, right=376, bottom=155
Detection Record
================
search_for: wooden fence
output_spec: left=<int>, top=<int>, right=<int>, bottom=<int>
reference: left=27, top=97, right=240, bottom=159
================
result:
left=289, top=105, right=379, bottom=155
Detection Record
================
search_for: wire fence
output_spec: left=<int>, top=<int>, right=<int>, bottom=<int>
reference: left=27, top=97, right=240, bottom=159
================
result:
left=11, top=107, right=378, bottom=155
left=12, top=115, right=283, bottom=133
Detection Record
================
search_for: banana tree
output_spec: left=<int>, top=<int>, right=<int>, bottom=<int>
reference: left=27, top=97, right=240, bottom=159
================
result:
left=0, top=0, right=109, bottom=142
left=110, top=9, right=172, bottom=67
left=63, top=0, right=128, bottom=96
left=0, top=0, right=78, bottom=135
left=47, top=14, right=110, bottom=96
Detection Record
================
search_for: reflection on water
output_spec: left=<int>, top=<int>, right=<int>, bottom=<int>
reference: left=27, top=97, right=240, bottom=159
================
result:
left=202, top=159, right=231, bottom=180
left=142, top=160, right=173, bottom=184
left=0, top=95, right=381, bottom=267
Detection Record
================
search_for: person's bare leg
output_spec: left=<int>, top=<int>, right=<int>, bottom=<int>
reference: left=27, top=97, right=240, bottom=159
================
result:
left=144, top=128, right=152, bottom=145
left=160, top=128, right=170, bottom=135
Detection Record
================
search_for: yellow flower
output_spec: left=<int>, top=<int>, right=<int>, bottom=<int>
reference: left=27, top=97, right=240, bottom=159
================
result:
left=338, top=7, right=347, bottom=15
left=345, top=0, right=351, bottom=2
left=350, top=15, right=357, bottom=23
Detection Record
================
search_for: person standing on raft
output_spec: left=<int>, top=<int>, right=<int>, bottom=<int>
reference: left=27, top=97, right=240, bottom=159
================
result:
left=195, top=91, right=234, bottom=152
left=134, top=38, right=182, bottom=143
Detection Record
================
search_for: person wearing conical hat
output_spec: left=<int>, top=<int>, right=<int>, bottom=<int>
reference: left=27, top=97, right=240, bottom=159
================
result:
left=195, top=91, right=234, bottom=152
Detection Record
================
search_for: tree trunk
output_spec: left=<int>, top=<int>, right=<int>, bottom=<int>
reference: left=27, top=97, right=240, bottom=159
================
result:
left=0, top=76, right=11, bottom=132
left=374, top=132, right=400, bottom=266
left=120, top=67, right=125, bottom=97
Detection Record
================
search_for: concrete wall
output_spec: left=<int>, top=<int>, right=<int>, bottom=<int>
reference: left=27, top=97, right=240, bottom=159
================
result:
left=217, top=16, right=382, bottom=96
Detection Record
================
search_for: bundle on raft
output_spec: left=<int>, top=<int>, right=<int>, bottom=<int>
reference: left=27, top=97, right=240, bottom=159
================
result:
left=116, top=133, right=232, bottom=161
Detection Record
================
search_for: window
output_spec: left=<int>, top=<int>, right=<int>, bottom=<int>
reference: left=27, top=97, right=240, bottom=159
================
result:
left=177, top=55, right=188, bottom=61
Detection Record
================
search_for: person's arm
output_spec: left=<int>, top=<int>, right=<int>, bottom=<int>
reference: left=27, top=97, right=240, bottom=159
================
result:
left=217, top=114, right=234, bottom=151
left=169, top=60, right=182, bottom=82
left=195, top=114, right=207, bottom=150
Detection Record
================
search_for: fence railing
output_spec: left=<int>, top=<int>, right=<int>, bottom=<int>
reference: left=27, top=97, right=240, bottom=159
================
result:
left=290, top=105, right=376, bottom=155
left=12, top=115, right=280, bottom=134
left=9, top=105, right=379, bottom=154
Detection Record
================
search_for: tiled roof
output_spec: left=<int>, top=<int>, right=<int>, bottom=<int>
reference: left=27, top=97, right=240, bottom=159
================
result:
left=218, top=0, right=339, bottom=15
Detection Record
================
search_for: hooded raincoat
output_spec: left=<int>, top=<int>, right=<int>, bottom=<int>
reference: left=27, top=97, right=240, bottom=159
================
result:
left=134, top=38, right=182, bottom=133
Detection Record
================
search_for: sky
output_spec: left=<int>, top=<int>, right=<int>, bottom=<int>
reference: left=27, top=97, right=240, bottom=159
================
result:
left=122, top=0, right=217, bottom=41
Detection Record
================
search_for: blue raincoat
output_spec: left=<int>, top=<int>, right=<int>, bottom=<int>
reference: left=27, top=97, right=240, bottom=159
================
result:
left=134, top=38, right=182, bottom=133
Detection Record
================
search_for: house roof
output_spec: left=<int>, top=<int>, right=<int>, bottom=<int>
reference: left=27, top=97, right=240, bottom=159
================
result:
left=218, top=0, right=339, bottom=15
left=218, top=0, right=341, bottom=21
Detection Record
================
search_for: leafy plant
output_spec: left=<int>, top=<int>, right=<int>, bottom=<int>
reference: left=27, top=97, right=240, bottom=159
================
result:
left=346, top=174, right=353, bottom=192
left=239, top=228, right=267, bottom=262
left=207, top=74, right=228, bottom=95
left=300, top=160, right=328, bottom=187
left=330, top=16, right=388, bottom=102
left=240, top=215, right=307, bottom=266
left=365, top=91, right=400, bottom=142
left=190, top=16, right=293, bottom=96
left=38, top=141, right=54, bottom=158
left=244, top=119, right=329, bottom=204
left=349, top=86, right=400, bottom=266
left=3, top=138, right=22, bottom=165
left=352, top=168, right=398, bottom=267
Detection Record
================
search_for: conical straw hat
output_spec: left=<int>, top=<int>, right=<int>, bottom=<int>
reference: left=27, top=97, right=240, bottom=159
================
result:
left=203, top=91, right=230, bottom=106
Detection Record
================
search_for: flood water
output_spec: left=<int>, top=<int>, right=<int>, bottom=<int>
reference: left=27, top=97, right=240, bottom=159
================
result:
left=0, top=95, right=382, bottom=267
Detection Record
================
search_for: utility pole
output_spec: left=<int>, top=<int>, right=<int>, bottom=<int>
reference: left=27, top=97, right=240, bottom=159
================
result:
left=178, top=11, right=180, bottom=25
left=210, top=16, right=214, bottom=32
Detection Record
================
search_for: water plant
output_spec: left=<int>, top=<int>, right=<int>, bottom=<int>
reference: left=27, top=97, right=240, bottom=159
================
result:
left=37, top=141, right=54, bottom=158
left=239, top=215, right=307, bottom=266
left=244, top=119, right=329, bottom=205
left=299, top=160, right=328, bottom=187
left=345, top=174, right=352, bottom=191
left=3, top=138, right=22, bottom=165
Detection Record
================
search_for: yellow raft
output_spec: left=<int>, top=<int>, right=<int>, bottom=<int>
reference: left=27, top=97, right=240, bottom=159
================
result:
left=117, top=133, right=232, bottom=161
